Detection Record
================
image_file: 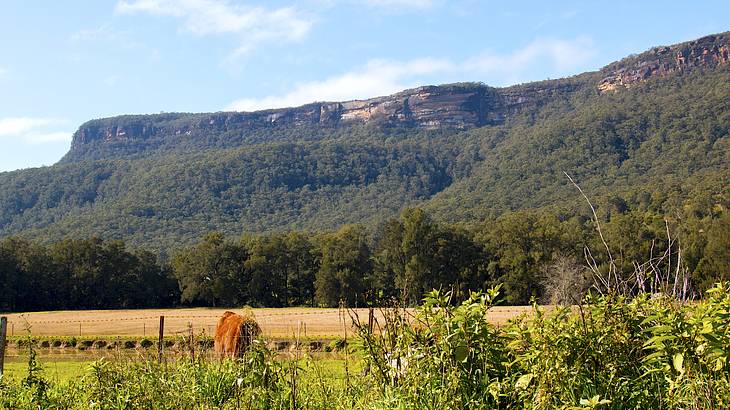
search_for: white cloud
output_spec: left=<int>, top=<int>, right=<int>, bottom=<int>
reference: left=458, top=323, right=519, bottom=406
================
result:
left=25, top=132, right=73, bottom=144
left=463, top=36, right=596, bottom=81
left=227, top=36, right=597, bottom=111
left=0, top=117, right=72, bottom=144
left=227, top=58, right=453, bottom=111
left=0, top=118, right=57, bottom=136
left=359, top=0, right=434, bottom=9
left=316, top=0, right=436, bottom=10
left=70, top=24, right=116, bottom=41
left=115, top=0, right=313, bottom=58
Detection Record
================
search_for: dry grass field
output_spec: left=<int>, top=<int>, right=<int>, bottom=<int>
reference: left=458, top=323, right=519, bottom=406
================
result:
left=2, top=306, right=537, bottom=339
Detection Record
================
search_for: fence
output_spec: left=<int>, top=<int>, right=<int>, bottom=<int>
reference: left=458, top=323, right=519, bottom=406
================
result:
left=0, top=306, right=532, bottom=370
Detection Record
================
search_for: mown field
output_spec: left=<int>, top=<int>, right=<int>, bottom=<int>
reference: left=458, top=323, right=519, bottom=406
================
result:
left=2, top=306, right=534, bottom=338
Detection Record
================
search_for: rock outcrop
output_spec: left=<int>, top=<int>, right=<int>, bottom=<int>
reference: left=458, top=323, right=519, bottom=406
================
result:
left=598, top=32, right=730, bottom=93
left=66, top=31, right=730, bottom=160
left=67, top=81, right=580, bottom=157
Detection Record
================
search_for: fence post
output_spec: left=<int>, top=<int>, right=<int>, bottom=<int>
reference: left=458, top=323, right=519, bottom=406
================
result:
left=368, top=308, right=374, bottom=333
left=0, top=317, right=7, bottom=377
left=158, top=316, right=165, bottom=364
left=188, top=322, right=195, bottom=361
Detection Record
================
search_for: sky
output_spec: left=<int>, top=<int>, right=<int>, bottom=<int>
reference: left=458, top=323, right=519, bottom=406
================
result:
left=0, top=1, right=728, bottom=172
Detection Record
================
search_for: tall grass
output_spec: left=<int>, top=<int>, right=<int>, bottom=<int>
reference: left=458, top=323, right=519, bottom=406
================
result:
left=2, top=284, right=730, bottom=409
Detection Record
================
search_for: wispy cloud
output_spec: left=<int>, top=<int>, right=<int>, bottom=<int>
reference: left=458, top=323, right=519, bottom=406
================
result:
left=357, top=0, right=435, bottom=9
left=115, top=0, right=314, bottom=58
left=0, top=117, right=72, bottom=144
left=227, top=58, right=452, bottom=111
left=227, top=36, right=597, bottom=111
left=317, top=0, right=437, bottom=10
left=463, top=36, right=595, bottom=79
left=70, top=24, right=117, bottom=41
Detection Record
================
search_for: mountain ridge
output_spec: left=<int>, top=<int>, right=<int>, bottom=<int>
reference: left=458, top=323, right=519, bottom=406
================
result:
left=1, top=31, right=728, bottom=250
left=61, top=32, right=730, bottom=164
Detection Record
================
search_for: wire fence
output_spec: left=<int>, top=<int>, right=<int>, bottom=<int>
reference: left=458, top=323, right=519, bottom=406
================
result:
left=2, top=306, right=531, bottom=339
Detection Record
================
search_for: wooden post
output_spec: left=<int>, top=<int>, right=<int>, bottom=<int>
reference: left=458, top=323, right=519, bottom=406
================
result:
left=0, top=317, right=7, bottom=377
left=158, top=316, right=165, bottom=364
left=368, top=308, right=374, bottom=333
left=79, top=323, right=82, bottom=337
left=188, top=322, right=195, bottom=361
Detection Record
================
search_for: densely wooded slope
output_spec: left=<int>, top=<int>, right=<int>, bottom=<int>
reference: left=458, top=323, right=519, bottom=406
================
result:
left=0, top=33, right=728, bottom=251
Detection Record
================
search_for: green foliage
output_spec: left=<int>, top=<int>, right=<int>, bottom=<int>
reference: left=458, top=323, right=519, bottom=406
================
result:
left=3, top=285, right=730, bottom=408
left=354, top=284, right=730, bottom=409
left=0, top=236, right=178, bottom=312
left=315, top=225, right=372, bottom=307
left=0, top=66, right=728, bottom=252
left=1, top=203, right=728, bottom=310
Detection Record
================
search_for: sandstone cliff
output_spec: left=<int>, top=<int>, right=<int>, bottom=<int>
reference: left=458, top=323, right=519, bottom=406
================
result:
left=65, top=31, right=730, bottom=161
left=68, top=81, right=581, bottom=158
left=598, top=32, right=730, bottom=93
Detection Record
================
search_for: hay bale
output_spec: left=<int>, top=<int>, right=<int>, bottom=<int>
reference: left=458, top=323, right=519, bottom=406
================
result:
left=214, top=311, right=261, bottom=358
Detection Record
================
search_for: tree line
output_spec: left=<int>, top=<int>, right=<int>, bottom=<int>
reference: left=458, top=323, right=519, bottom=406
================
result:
left=1, top=207, right=727, bottom=312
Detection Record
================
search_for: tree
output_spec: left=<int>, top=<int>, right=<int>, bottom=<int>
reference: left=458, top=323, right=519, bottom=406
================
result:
left=315, top=225, right=372, bottom=307
left=695, top=213, right=730, bottom=291
left=372, top=218, right=406, bottom=304
left=172, top=232, right=248, bottom=306
left=400, top=208, right=438, bottom=304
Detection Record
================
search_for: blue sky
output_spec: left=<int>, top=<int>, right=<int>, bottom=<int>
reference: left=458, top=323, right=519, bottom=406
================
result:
left=1, top=0, right=728, bottom=172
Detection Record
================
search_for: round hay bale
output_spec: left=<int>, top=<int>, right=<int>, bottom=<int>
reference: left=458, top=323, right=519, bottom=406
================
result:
left=214, top=311, right=262, bottom=358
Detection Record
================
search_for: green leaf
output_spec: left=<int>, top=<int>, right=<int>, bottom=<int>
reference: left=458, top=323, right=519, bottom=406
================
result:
left=673, top=353, right=684, bottom=375
left=515, top=373, right=534, bottom=390
left=454, top=344, right=469, bottom=363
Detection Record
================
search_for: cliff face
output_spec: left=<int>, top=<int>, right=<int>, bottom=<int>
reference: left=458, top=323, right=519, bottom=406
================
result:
left=66, top=31, right=730, bottom=160
left=67, top=81, right=581, bottom=158
left=598, top=32, right=730, bottom=93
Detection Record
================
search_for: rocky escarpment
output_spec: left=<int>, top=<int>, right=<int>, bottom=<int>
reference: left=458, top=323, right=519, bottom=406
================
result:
left=65, top=81, right=581, bottom=161
left=64, top=31, right=730, bottom=162
left=598, top=32, right=730, bottom=93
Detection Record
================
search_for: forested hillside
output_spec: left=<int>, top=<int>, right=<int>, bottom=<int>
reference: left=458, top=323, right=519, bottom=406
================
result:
left=0, top=32, right=728, bottom=252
